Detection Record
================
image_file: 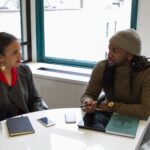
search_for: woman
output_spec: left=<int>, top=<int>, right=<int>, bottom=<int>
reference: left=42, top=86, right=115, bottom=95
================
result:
left=0, top=32, right=48, bottom=121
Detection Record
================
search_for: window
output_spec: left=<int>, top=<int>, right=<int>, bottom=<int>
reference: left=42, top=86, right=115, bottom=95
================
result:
left=36, top=0, right=138, bottom=68
left=0, top=0, right=32, bottom=62
left=0, top=0, right=21, bottom=38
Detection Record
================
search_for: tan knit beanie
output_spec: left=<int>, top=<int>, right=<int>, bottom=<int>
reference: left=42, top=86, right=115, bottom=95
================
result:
left=109, top=28, right=141, bottom=56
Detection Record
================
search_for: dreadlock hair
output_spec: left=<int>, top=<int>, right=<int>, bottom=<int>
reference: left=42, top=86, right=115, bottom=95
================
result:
left=102, top=56, right=150, bottom=95
left=102, top=61, right=116, bottom=94
left=129, top=55, right=150, bottom=93
left=131, top=55, right=150, bottom=71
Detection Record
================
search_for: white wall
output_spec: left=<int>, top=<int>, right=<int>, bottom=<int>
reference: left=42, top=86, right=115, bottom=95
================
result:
left=137, top=0, right=150, bottom=56
left=33, top=77, right=87, bottom=109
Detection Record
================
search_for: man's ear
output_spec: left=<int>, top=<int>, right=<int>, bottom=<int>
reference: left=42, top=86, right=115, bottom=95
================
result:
left=127, top=53, right=134, bottom=61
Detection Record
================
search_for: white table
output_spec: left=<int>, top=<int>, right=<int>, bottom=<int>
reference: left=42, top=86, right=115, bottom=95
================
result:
left=0, top=108, right=147, bottom=150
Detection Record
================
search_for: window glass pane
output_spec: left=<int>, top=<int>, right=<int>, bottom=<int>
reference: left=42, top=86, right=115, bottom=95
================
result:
left=44, top=0, right=132, bottom=63
left=0, top=0, right=31, bottom=62
left=0, top=0, right=21, bottom=39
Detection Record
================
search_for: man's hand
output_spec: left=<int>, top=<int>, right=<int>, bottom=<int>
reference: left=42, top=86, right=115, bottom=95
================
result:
left=97, top=101, right=113, bottom=112
left=97, top=101, right=109, bottom=111
left=81, top=98, right=97, bottom=112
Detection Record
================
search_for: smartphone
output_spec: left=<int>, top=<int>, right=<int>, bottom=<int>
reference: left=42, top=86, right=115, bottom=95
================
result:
left=37, top=117, right=55, bottom=127
left=65, top=112, right=76, bottom=123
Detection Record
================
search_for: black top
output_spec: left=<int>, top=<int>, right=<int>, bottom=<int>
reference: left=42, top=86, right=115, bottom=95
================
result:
left=0, top=64, right=47, bottom=121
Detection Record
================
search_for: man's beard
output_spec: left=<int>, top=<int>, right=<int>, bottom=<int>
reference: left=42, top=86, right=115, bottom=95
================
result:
left=107, top=57, right=129, bottom=67
left=107, top=61, right=116, bottom=72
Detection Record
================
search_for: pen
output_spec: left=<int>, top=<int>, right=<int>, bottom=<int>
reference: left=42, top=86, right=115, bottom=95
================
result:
left=80, top=104, right=92, bottom=108
left=80, top=101, right=99, bottom=108
left=80, top=105, right=103, bottom=111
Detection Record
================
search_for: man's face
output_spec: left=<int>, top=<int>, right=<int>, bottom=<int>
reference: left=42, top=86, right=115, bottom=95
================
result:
left=108, top=43, right=132, bottom=66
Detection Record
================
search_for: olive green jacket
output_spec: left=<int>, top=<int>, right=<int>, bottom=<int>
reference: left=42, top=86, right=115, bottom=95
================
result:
left=81, top=60, right=150, bottom=120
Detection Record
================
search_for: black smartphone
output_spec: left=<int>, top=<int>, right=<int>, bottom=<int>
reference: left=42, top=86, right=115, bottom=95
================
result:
left=37, top=117, right=55, bottom=127
left=65, top=112, right=76, bottom=123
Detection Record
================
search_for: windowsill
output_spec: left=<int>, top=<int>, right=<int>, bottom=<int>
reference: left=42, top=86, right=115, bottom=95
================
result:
left=26, top=62, right=92, bottom=85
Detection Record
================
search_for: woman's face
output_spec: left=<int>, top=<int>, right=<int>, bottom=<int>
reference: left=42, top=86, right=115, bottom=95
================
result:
left=1, top=40, right=22, bottom=68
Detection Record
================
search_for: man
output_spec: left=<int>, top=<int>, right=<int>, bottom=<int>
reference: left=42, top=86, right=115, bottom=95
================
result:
left=80, top=29, right=150, bottom=120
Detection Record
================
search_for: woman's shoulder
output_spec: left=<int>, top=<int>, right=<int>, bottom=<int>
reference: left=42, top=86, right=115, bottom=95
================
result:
left=17, top=64, right=32, bottom=76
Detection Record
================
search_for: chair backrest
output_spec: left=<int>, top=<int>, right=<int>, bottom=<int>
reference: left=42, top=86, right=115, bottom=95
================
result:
left=97, top=92, right=106, bottom=102
left=135, top=116, right=150, bottom=150
left=42, top=100, right=48, bottom=110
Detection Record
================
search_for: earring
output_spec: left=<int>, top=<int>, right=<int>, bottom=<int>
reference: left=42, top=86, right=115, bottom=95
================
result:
left=0, top=64, right=6, bottom=71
